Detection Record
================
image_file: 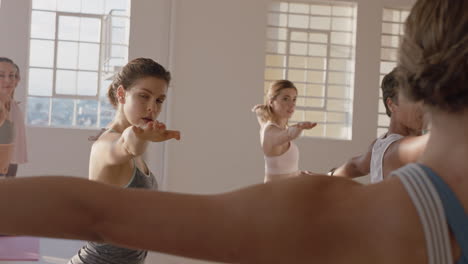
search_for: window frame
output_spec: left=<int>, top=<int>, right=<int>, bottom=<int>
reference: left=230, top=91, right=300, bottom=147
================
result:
left=265, top=1, right=357, bottom=140
left=27, top=1, right=130, bottom=129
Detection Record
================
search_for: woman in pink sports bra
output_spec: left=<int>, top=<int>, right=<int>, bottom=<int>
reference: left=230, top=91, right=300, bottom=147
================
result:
left=253, top=80, right=316, bottom=182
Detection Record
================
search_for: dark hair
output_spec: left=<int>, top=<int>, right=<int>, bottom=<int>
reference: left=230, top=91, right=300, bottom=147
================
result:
left=0, top=58, right=21, bottom=79
left=13, top=63, right=20, bottom=79
left=107, top=58, right=171, bottom=108
left=0, top=57, right=18, bottom=102
left=0, top=57, right=14, bottom=64
left=381, top=68, right=400, bottom=117
left=398, top=0, right=468, bottom=112
left=253, top=80, right=297, bottom=123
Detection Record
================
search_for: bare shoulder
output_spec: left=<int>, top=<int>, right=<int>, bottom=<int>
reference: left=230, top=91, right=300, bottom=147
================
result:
left=262, top=122, right=282, bottom=135
left=261, top=123, right=286, bottom=152
left=231, top=175, right=426, bottom=263
left=91, top=130, right=120, bottom=151
left=396, top=133, right=429, bottom=147
left=353, top=177, right=427, bottom=263
left=386, top=134, right=429, bottom=165
left=89, top=131, right=132, bottom=184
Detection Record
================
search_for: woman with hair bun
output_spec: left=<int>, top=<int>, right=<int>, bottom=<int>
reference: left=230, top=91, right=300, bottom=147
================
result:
left=69, top=57, right=180, bottom=264
left=252, top=80, right=316, bottom=182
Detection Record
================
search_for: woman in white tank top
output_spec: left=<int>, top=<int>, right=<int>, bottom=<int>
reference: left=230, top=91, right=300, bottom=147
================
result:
left=252, top=80, right=316, bottom=182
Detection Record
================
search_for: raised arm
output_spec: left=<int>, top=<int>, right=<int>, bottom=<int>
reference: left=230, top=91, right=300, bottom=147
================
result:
left=0, top=174, right=424, bottom=263
left=95, top=121, right=180, bottom=166
left=332, top=139, right=376, bottom=178
left=0, top=175, right=364, bottom=262
left=262, top=122, right=316, bottom=150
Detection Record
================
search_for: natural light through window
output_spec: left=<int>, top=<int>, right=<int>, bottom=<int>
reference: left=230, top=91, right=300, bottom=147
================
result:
left=377, top=7, right=410, bottom=137
left=27, top=0, right=130, bottom=128
left=265, top=1, right=357, bottom=140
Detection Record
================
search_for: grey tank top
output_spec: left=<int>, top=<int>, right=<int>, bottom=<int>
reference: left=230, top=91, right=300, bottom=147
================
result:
left=370, top=133, right=403, bottom=183
left=69, top=161, right=158, bottom=264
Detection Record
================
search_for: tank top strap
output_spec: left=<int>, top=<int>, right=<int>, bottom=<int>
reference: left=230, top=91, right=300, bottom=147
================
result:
left=264, top=121, right=282, bottom=129
left=393, top=164, right=453, bottom=263
left=419, top=164, right=468, bottom=264
left=107, top=128, right=119, bottom=133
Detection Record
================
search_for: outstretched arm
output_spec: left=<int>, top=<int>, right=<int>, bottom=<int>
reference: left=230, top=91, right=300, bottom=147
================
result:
left=332, top=139, right=376, bottom=178
left=0, top=175, right=423, bottom=263
left=97, top=121, right=180, bottom=166
left=263, top=122, right=317, bottom=149
left=0, top=175, right=362, bottom=262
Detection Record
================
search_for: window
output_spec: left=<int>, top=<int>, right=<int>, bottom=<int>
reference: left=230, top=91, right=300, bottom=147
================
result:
left=377, top=8, right=410, bottom=136
left=265, top=1, right=357, bottom=140
left=27, top=0, right=130, bottom=128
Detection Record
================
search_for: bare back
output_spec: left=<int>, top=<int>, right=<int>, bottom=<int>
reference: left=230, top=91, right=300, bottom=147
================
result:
left=251, top=176, right=427, bottom=263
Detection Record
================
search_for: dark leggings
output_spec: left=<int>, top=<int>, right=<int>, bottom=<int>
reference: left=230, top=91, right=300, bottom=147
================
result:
left=0, top=164, right=18, bottom=177
left=7, top=163, right=18, bottom=177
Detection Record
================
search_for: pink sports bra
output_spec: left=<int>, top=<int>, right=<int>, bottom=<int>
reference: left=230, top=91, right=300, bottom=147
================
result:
left=262, top=122, right=300, bottom=175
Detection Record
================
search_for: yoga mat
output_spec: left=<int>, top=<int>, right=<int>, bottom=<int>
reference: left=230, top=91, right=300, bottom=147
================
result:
left=0, top=236, right=39, bottom=261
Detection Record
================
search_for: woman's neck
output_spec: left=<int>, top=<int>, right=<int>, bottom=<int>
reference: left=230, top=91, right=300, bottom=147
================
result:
left=418, top=110, right=468, bottom=209
left=419, top=110, right=468, bottom=177
left=388, top=117, right=421, bottom=136
left=109, top=112, right=131, bottom=133
left=271, top=117, right=288, bottom=129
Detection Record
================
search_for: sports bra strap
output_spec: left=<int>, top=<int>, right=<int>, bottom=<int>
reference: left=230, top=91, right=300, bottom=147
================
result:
left=419, top=164, right=468, bottom=264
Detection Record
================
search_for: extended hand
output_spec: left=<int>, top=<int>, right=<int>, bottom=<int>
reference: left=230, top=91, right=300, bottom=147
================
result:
left=133, top=121, right=181, bottom=142
left=296, top=122, right=317, bottom=130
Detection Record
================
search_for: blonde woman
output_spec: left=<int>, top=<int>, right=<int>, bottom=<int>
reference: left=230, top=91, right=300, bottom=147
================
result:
left=253, top=80, right=316, bottom=182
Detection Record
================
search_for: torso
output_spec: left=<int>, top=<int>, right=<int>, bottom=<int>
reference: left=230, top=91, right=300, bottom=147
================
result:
left=70, top=129, right=157, bottom=264
left=252, top=175, right=429, bottom=263
left=261, top=122, right=300, bottom=181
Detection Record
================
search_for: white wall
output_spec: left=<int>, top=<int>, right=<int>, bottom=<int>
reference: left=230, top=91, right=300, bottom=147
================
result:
left=166, top=0, right=268, bottom=193
left=164, top=0, right=415, bottom=193
left=0, top=0, right=177, bottom=263
left=0, top=0, right=414, bottom=263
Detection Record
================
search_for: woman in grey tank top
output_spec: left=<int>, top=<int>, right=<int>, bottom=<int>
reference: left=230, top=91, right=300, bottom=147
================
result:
left=68, top=58, right=180, bottom=264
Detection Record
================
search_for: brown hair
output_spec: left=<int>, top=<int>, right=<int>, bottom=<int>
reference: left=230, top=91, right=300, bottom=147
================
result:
left=398, top=0, right=468, bottom=112
left=0, top=57, right=17, bottom=108
left=0, top=57, right=14, bottom=65
left=108, top=57, right=171, bottom=108
left=13, top=63, right=20, bottom=80
left=381, top=67, right=401, bottom=117
left=253, top=80, right=297, bottom=123
left=11, top=63, right=20, bottom=100
left=90, top=58, right=171, bottom=141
